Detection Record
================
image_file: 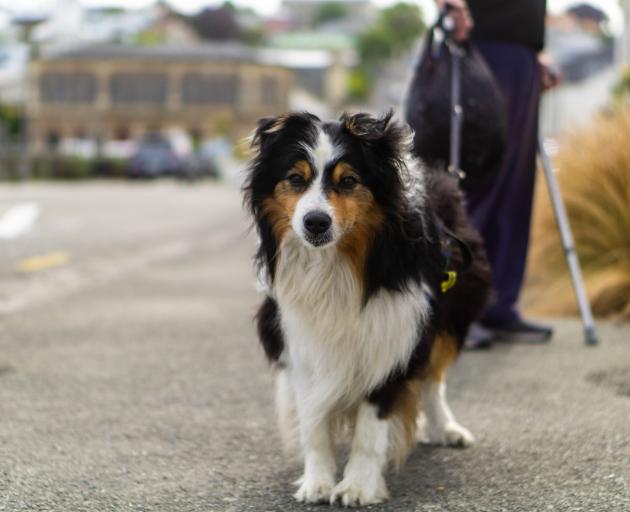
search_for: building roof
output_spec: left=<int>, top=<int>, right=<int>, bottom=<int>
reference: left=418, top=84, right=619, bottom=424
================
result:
left=568, top=4, right=608, bottom=23
left=282, top=0, right=370, bottom=5
left=42, top=43, right=340, bottom=70
left=269, top=31, right=355, bottom=51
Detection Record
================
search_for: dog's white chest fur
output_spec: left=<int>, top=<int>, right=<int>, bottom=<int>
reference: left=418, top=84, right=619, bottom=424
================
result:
left=273, top=236, right=430, bottom=406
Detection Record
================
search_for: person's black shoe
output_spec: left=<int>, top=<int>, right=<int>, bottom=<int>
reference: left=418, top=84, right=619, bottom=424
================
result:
left=464, top=322, right=495, bottom=350
left=481, top=317, right=553, bottom=344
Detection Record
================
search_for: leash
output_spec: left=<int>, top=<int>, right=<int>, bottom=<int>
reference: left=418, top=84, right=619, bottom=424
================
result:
left=434, top=5, right=466, bottom=180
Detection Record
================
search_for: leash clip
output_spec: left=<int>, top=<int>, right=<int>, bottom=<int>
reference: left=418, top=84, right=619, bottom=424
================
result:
left=441, top=271, right=458, bottom=293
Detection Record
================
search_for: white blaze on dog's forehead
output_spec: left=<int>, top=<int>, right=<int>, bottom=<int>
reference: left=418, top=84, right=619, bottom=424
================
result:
left=296, top=165, right=330, bottom=214
left=307, top=128, right=337, bottom=174
left=296, top=128, right=336, bottom=212
left=291, top=129, right=337, bottom=242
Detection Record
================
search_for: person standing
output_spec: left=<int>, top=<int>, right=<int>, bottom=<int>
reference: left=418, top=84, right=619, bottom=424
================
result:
left=435, top=0, right=560, bottom=347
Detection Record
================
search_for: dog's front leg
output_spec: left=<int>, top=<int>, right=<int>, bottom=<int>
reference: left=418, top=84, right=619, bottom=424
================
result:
left=293, top=395, right=336, bottom=504
left=331, top=402, right=390, bottom=506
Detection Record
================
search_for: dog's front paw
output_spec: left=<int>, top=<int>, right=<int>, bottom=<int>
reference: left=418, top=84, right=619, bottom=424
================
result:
left=444, top=422, right=475, bottom=447
left=293, top=475, right=334, bottom=504
left=425, top=421, right=475, bottom=448
left=330, top=476, right=389, bottom=507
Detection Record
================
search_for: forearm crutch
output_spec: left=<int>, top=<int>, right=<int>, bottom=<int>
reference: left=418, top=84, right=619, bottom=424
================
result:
left=537, top=135, right=598, bottom=345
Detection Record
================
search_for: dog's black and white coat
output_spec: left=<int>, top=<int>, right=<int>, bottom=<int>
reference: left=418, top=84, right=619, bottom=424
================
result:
left=244, top=111, right=491, bottom=506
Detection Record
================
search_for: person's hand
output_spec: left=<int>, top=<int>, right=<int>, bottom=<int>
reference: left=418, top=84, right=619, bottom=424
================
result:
left=436, top=0, right=473, bottom=42
left=538, top=52, right=562, bottom=91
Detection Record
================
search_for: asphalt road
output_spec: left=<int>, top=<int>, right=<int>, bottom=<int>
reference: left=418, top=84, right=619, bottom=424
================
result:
left=0, top=182, right=628, bottom=511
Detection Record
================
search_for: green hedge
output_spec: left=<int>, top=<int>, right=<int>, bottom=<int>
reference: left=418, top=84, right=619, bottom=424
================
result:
left=0, top=156, right=129, bottom=181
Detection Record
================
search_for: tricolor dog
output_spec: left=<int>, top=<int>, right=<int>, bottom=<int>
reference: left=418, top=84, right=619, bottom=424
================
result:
left=243, top=111, right=491, bottom=506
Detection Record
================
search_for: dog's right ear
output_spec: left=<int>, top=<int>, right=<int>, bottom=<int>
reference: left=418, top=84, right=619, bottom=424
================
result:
left=250, top=116, right=278, bottom=152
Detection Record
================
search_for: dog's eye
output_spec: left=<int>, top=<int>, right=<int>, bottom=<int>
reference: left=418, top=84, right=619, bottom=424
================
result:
left=287, top=173, right=306, bottom=188
left=339, top=176, right=359, bottom=190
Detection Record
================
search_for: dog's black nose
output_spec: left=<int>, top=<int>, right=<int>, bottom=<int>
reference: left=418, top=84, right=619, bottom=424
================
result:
left=303, top=211, right=332, bottom=235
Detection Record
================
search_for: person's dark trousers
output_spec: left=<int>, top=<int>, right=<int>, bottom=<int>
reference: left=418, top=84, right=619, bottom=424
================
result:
left=463, top=42, right=542, bottom=325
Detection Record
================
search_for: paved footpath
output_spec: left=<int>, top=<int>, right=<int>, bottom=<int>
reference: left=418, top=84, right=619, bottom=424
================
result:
left=0, top=187, right=629, bottom=511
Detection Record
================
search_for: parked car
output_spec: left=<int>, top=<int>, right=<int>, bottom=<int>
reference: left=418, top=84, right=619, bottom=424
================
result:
left=128, top=135, right=183, bottom=178
left=180, top=152, right=219, bottom=180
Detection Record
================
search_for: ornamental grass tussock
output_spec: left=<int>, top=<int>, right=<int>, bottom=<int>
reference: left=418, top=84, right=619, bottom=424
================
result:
left=527, top=105, right=630, bottom=321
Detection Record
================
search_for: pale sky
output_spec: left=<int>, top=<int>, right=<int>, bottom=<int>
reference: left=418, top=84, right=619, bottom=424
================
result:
left=0, top=0, right=624, bottom=33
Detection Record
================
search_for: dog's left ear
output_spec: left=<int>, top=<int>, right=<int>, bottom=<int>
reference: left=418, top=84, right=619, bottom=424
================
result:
left=340, top=109, right=413, bottom=165
left=340, top=110, right=390, bottom=139
left=340, top=109, right=412, bottom=148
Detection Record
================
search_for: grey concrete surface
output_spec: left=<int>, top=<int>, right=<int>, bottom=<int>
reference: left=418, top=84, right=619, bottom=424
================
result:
left=0, top=182, right=241, bottom=314
left=0, top=183, right=628, bottom=511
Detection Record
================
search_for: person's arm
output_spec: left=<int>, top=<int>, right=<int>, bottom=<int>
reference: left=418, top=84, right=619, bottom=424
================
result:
left=437, top=1, right=560, bottom=91
left=435, top=0, right=473, bottom=42
left=538, top=52, right=562, bottom=91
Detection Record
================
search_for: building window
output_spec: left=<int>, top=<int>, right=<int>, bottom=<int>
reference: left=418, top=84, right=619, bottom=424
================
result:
left=115, top=126, right=130, bottom=141
left=181, top=73, right=238, bottom=105
left=110, top=73, right=167, bottom=104
left=46, top=130, right=61, bottom=149
left=261, top=76, right=278, bottom=106
left=40, top=72, right=96, bottom=103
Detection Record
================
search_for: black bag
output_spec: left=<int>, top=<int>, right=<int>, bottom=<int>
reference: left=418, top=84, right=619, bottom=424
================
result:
left=404, top=26, right=507, bottom=187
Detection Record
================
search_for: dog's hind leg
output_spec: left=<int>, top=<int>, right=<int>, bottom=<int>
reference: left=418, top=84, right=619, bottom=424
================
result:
left=331, top=402, right=390, bottom=506
left=419, top=333, right=474, bottom=447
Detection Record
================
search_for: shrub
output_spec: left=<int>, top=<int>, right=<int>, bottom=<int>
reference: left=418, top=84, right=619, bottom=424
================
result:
left=30, top=156, right=92, bottom=180
left=527, top=106, right=630, bottom=320
left=0, top=105, right=24, bottom=136
left=613, top=66, right=630, bottom=100
left=347, top=66, right=372, bottom=102
left=6, top=156, right=129, bottom=181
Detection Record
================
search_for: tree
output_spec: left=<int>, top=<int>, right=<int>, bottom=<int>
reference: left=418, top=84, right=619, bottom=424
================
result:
left=314, top=2, right=347, bottom=27
left=380, top=3, right=425, bottom=53
left=357, top=26, right=394, bottom=63
left=351, top=2, right=425, bottom=99
left=356, top=2, right=424, bottom=64
left=188, top=4, right=242, bottom=41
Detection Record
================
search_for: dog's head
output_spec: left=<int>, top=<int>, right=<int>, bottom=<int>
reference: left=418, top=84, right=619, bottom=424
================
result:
left=244, top=111, right=413, bottom=266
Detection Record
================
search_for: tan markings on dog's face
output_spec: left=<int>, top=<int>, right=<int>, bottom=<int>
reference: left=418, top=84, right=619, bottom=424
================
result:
left=329, top=162, right=384, bottom=285
left=262, top=160, right=313, bottom=243
left=291, top=159, right=313, bottom=182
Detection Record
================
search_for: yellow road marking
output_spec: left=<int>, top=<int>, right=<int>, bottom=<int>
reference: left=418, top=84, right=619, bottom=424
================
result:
left=16, top=252, right=71, bottom=273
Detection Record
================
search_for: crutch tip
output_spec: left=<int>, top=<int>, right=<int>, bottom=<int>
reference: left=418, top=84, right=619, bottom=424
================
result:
left=584, top=326, right=599, bottom=346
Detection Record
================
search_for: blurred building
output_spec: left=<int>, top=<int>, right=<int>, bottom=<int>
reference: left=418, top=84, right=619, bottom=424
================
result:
left=127, top=2, right=200, bottom=45
left=541, top=6, right=617, bottom=135
left=0, top=44, right=29, bottom=105
left=545, top=7, right=615, bottom=83
left=281, top=0, right=376, bottom=32
left=567, top=3, right=609, bottom=33
left=620, top=0, right=630, bottom=65
left=27, top=44, right=294, bottom=153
